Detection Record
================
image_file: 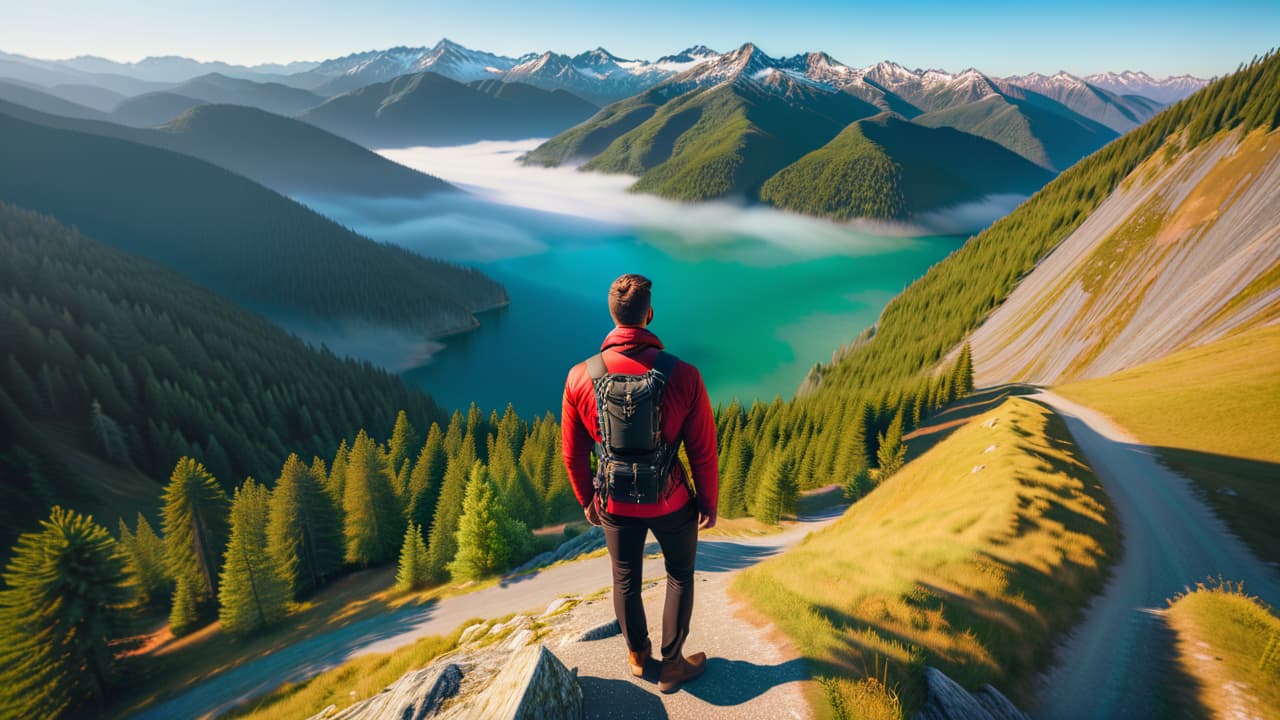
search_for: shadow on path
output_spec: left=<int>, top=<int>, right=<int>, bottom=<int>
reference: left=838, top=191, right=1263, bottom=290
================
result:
left=580, top=677, right=670, bottom=719
left=684, top=657, right=810, bottom=707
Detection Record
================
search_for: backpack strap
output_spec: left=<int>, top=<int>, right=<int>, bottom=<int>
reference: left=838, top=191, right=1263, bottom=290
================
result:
left=650, top=351, right=678, bottom=387
left=586, top=353, right=608, bottom=381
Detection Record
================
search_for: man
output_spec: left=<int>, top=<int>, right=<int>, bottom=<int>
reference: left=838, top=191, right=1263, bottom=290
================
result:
left=562, top=273, right=719, bottom=694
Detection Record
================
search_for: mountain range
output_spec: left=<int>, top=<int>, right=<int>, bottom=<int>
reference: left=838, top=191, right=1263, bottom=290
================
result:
left=524, top=43, right=1136, bottom=220
left=1, top=41, right=1209, bottom=111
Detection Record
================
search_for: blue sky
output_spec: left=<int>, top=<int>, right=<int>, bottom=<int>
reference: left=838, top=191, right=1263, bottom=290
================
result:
left=2, top=0, right=1276, bottom=77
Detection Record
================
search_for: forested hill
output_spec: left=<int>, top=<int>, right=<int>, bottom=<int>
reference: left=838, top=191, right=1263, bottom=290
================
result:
left=803, top=50, right=1280, bottom=400
left=0, top=97, right=455, bottom=199
left=0, top=203, right=442, bottom=556
left=0, top=110, right=506, bottom=338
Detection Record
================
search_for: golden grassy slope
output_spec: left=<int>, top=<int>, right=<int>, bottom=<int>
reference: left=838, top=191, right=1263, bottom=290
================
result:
left=1166, top=581, right=1280, bottom=720
left=734, top=397, right=1118, bottom=718
left=1055, top=323, right=1280, bottom=560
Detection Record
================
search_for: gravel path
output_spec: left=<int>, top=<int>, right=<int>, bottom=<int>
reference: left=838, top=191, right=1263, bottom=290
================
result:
left=133, top=507, right=844, bottom=720
left=1032, top=391, right=1280, bottom=720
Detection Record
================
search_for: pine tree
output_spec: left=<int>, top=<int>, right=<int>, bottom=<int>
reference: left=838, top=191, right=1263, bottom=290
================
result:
left=219, top=479, right=290, bottom=636
left=876, top=408, right=907, bottom=480
left=343, top=430, right=403, bottom=566
left=406, top=423, right=447, bottom=534
left=386, top=410, right=418, bottom=483
left=843, top=467, right=872, bottom=502
left=448, top=463, right=531, bottom=581
left=326, top=439, right=350, bottom=508
left=120, top=513, right=171, bottom=605
left=395, top=522, right=430, bottom=592
left=161, top=457, right=230, bottom=635
left=267, top=454, right=344, bottom=598
left=752, top=453, right=795, bottom=525
left=425, top=432, right=477, bottom=581
left=719, top=432, right=752, bottom=518
left=952, top=343, right=975, bottom=397
left=0, top=507, right=134, bottom=719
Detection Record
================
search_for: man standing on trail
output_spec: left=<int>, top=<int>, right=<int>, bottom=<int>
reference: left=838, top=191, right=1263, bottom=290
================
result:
left=562, top=273, right=719, bottom=694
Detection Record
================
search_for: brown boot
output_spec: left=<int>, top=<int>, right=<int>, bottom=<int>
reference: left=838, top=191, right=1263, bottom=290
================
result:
left=658, top=652, right=706, bottom=693
left=627, top=639, right=651, bottom=678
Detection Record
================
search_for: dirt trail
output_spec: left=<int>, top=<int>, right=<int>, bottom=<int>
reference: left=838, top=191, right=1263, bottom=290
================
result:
left=131, top=507, right=844, bottom=720
left=1032, top=391, right=1280, bottom=720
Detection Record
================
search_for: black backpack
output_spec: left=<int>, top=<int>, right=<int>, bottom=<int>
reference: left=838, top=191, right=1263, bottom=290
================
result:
left=587, top=351, right=681, bottom=504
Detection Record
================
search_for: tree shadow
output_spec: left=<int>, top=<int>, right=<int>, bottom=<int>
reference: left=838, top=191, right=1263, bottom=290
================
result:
left=695, top=541, right=783, bottom=573
left=579, top=676, right=670, bottom=719
left=904, top=384, right=1041, bottom=461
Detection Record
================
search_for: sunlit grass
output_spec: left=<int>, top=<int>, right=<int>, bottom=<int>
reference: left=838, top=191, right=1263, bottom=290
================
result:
left=1055, top=323, right=1280, bottom=559
left=734, top=397, right=1118, bottom=718
left=221, top=626, right=466, bottom=720
left=1166, top=579, right=1280, bottom=720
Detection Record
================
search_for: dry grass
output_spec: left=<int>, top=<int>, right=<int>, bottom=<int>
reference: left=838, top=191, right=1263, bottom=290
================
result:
left=734, top=397, right=1118, bottom=718
left=1166, top=580, right=1280, bottom=720
left=1055, top=323, right=1280, bottom=560
left=220, top=627, right=467, bottom=720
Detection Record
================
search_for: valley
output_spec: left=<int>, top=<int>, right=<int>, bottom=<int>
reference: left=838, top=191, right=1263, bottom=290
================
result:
left=0, top=16, right=1275, bottom=720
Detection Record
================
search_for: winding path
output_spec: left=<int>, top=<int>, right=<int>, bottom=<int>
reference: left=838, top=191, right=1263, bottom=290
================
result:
left=1033, top=391, right=1280, bottom=719
left=132, top=507, right=844, bottom=720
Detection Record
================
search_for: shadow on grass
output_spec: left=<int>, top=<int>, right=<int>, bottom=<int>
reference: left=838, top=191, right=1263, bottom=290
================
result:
left=904, top=384, right=1041, bottom=462
left=1153, top=447, right=1280, bottom=565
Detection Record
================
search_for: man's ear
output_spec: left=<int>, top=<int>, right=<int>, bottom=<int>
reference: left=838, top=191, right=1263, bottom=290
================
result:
left=647, top=307, right=655, bottom=326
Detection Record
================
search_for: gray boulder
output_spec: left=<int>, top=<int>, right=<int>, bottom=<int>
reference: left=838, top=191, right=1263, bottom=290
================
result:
left=915, top=666, right=1030, bottom=720
left=309, top=663, right=463, bottom=720
left=446, top=645, right=583, bottom=720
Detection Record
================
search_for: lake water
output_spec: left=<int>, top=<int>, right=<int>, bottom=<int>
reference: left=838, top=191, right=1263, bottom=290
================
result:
left=300, top=141, right=967, bottom=417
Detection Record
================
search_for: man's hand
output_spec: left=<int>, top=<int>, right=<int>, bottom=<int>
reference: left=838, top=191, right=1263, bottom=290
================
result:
left=584, top=499, right=602, bottom=527
left=698, top=511, right=717, bottom=531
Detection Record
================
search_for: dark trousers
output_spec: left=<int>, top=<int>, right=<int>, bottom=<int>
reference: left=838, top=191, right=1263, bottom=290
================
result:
left=600, top=500, right=699, bottom=661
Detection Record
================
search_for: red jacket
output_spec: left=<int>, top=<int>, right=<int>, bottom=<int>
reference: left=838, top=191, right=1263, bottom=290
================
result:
left=562, top=326, right=718, bottom=518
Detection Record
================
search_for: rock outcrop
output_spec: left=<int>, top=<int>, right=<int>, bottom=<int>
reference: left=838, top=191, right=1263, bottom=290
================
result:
left=441, top=645, right=583, bottom=720
left=510, top=527, right=605, bottom=575
left=307, top=663, right=463, bottom=720
left=914, top=666, right=1030, bottom=720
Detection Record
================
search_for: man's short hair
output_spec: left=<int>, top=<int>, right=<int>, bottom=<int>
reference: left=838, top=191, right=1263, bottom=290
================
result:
left=609, top=274, right=652, bottom=326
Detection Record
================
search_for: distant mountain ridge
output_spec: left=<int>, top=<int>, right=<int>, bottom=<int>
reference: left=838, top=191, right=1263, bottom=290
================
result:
left=524, top=42, right=1138, bottom=221
left=0, top=43, right=1209, bottom=108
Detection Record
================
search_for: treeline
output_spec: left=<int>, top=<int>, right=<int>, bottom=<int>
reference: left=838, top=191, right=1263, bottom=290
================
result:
left=126, top=405, right=577, bottom=637
left=0, top=110, right=507, bottom=338
left=0, top=204, right=440, bottom=553
left=0, top=404, right=580, bottom=718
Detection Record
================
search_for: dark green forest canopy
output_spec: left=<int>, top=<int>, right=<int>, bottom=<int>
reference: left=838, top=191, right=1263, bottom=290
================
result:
left=0, top=110, right=506, bottom=338
left=0, top=204, right=443, bottom=555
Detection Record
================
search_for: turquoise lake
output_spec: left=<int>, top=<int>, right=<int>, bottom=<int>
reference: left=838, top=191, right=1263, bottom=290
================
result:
left=302, top=142, right=967, bottom=417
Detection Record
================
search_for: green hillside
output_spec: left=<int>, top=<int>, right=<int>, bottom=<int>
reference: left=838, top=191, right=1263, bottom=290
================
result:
left=0, top=203, right=441, bottom=556
left=584, top=81, right=878, bottom=200
left=0, top=110, right=504, bottom=337
left=737, top=398, right=1116, bottom=716
left=0, top=98, right=453, bottom=198
left=0, top=78, right=106, bottom=121
left=803, top=50, right=1280, bottom=405
left=110, top=91, right=203, bottom=127
left=520, top=88, right=667, bottom=166
left=760, top=113, right=1052, bottom=221
left=300, top=72, right=598, bottom=148
left=915, top=93, right=1118, bottom=170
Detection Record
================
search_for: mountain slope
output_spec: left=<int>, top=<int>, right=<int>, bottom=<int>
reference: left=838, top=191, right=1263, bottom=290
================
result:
left=1003, top=72, right=1163, bottom=132
left=968, top=125, right=1280, bottom=385
left=800, top=49, right=1279, bottom=406
left=0, top=79, right=106, bottom=120
left=110, top=91, right=204, bottom=126
left=0, top=202, right=440, bottom=557
left=166, top=72, right=325, bottom=114
left=587, top=76, right=878, bottom=200
left=914, top=91, right=1119, bottom=170
left=299, top=71, right=597, bottom=147
left=760, top=113, right=1052, bottom=221
left=0, top=99, right=452, bottom=198
left=0, top=110, right=504, bottom=337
